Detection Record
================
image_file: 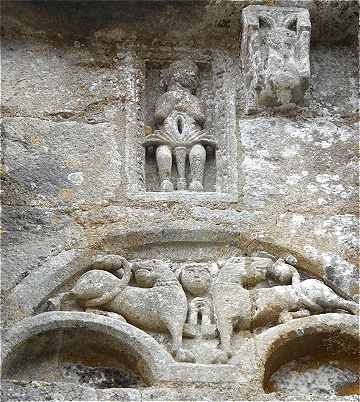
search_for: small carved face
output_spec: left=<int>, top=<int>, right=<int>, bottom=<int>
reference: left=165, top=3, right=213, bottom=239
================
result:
left=132, top=259, right=172, bottom=287
left=168, top=59, right=199, bottom=92
left=180, top=265, right=211, bottom=296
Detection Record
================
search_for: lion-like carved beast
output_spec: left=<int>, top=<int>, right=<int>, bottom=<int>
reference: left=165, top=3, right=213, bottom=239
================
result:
left=212, top=257, right=359, bottom=359
left=69, top=255, right=195, bottom=363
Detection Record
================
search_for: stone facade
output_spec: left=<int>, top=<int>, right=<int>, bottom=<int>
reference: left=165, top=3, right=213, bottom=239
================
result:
left=1, top=1, right=359, bottom=401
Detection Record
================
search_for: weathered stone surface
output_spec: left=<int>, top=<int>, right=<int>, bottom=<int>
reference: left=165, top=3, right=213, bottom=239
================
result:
left=2, top=118, right=124, bottom=207
left=1, top=207, right=84, bottom=293
left=239, top=117, right=358, bottom=212
left=241, top=5, right=311, bottom=112
left=1, top=40, right=125, bottom=121
left=1, top=0, right=358, bottom=401
left=97, top=387, right=142, bottom=401
left=2, top=381, right=358, bottom=401
left=1, top=380, right=97, bottom=401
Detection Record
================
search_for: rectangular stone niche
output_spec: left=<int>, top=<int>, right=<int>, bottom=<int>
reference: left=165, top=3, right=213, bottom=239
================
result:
left=124, top=49, right=239, bottom=202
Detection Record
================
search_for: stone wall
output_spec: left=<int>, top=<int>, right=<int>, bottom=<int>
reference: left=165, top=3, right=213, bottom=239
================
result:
left=1, top=1, right=359, bottom=401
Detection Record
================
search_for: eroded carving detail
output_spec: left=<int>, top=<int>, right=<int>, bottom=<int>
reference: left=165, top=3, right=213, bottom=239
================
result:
left=57, top=255, right=357, bottom=365
left=241, top=5, right=311, bottom=112
left=143, top=58, right=217, bottom=192
left=180, top=264, right=218, bottom=341
left=213, top=257, right=359, bottom=359
left=71, top=257, right=195, bottom=363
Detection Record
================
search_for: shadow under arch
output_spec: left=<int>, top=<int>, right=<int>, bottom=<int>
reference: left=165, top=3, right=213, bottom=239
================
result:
left=2, top=311, right=173, bottom=385
left=254, top=313, right=359, bottom=391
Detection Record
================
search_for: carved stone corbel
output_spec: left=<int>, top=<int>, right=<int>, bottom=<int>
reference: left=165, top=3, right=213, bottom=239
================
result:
left=241, top=5, right=311, bottom=113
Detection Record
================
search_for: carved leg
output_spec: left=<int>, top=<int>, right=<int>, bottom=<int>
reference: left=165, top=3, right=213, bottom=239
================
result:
left=156, top=145, right=174, bottom=192
left=291, top=309, right=311, bottom=320
left=174, top=147, right=187, bottom=190
left=216, top=317, right=233, bottom=358
left=166, top=321, right=195, bottom=363
left=47, top=292, right=71, bottom=311
left=324, top=297, right=359, bottom=316
left=189, top=143, right=206, bottom=192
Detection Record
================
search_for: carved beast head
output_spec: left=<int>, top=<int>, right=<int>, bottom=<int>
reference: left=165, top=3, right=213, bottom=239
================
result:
left=241, top=6, right=311, bottom=112
left=131, top=259, right=177, bottom=287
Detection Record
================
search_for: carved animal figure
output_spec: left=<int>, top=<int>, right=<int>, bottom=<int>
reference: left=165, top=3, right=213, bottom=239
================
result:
left=70, top=257, right=195, bottom=363
left=252, top=278, right=359, bottom=328
left=212, top=257, right=359, bottom=358
left=241, top=6, right=311, bottom=112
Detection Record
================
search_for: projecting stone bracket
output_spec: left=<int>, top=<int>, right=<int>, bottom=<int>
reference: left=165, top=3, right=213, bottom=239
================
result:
left=241, top=5, right=311, bottom=113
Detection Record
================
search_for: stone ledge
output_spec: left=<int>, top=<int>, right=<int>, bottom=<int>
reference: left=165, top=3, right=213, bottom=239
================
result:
left=127, top=192, right=239, bottom=203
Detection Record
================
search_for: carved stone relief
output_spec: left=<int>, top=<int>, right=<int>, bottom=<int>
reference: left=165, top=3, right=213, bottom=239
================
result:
left=52, top=255, right=358, bottom=365
left=143, top=58, right=217, bottom=192
left=125, top=50, right=239, bottom=201
left=241, top=6, right=311, bottom=113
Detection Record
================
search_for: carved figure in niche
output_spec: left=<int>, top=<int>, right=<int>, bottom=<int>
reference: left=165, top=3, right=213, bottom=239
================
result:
left=70, top=257, right=195, bottom=363
left=241, top=6, right=311, bottom=112
left=212, top=257, right=359, bottom=359
left=143, top=58, right=217, bottom=192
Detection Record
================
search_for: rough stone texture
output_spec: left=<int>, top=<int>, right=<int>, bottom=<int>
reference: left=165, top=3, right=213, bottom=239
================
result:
left=241, top=6, right=311, bottom=112
left=1, top=381, right=98, bottom=402
left=2, top=380, right=359, bottom=402
left=1, top=0, right=359, bottom=401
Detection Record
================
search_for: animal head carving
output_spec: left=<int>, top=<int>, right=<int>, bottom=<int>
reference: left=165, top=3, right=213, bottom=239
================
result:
left=71, top=270, right=123, bottom=307
left=131, top=259, right=177, bottom=287
left=241, top=5, right=311, bottom=112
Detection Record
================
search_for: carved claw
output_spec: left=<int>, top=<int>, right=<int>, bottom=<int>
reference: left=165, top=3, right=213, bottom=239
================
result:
left=105, top=312, right=127, bottom=322
left=46, top=292, right=71, bottom=311
left=46, top=297, right=62, bottom=311
left=278, top=310, right=294, bottom=323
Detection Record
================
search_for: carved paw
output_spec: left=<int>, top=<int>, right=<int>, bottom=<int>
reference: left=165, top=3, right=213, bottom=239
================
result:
left=189, top=180, right=203, bottom=192
left=210, top=349, right=229, bottom=364
left=160, top=179, right=174, bottom=192
left=46, top=297, right=62, bottom=311
left=278, top=311, right=293, bottom=323
left=175, top=348, right=196, bottom=363
left=46, top=292, right=69, bottom=311
left=176, top=179, right=187, bottom=191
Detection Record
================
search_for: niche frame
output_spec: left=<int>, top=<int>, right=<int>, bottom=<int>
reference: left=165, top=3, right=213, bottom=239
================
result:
left=122, top=47, right=239, bottom=202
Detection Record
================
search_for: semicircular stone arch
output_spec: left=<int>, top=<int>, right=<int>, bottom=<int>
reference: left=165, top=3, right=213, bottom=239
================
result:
left=253, top=313, right=359, bottom=391
left=2, top=311, right=173, bottom=386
